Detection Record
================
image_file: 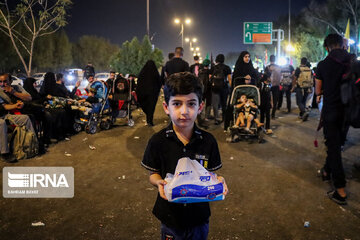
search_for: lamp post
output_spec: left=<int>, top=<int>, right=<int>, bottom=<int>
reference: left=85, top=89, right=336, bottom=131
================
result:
left=174, top=18, right=191, bottom=47
left=185, top=37, right=197, bottom=52
left=286, top=0, right=295, bottom=53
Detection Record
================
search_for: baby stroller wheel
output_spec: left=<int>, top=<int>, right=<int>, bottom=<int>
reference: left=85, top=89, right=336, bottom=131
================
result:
left=73, top=123, right=82, bottom=133
left=258, top=129, right=265, bottom=143
left=100, top=120, right=111, bottom=130
left=128, top=119, right=135, bottom=127
left=85, top=124, right=97, bottom=134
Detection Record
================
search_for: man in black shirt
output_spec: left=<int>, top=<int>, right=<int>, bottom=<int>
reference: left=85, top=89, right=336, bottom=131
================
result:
left=315, top=34, right=350, bottom=205
left=164, top=47, right=190, bottom=78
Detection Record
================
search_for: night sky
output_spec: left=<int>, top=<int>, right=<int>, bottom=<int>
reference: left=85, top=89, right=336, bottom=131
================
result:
left=65, top=0, right=313, bottom=62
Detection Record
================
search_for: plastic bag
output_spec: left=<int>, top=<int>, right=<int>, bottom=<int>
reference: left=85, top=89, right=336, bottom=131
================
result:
left=164, top=157, right=225, bottom=203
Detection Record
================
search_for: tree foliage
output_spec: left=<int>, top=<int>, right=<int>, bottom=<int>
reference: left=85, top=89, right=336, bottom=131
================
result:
left=72, top=35, right=119, bottom=71
left=110, top=35, right=163, bottom=75
left=0, top=0, right=72, bottom=76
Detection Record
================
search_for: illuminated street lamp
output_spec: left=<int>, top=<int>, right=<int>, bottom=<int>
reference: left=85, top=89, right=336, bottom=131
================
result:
left=185, top=37, right=198, bottom=52
left=195, top=47, right=200, bottom=51
left=174, top=18, right=191, bottom=47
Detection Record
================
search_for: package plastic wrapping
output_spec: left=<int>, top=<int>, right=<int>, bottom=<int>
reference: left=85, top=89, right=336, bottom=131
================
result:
left=164, top=157, right=225, bottom=203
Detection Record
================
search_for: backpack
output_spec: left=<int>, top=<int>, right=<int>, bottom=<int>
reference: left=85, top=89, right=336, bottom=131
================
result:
left=341, top=61, right=360, bottom=128
left=297, top=66, right=313, bottom=88
left=280, top=65, right=293, bottom=86
left=211, top=65, right=226, bottom=92
left=10, top=125, right=39, bottom=160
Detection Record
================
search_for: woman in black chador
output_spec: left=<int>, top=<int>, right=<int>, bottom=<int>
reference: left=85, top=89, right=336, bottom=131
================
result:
left=136, top=60, right=161, bottom=126
left=232, top=51, right=259, bottom=87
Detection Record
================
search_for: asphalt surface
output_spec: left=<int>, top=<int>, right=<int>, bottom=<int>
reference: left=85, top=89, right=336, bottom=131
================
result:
left=1, top=94, right=360, bottom=240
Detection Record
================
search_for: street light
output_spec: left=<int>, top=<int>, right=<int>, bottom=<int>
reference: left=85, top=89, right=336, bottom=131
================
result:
left=185, top=37, right=198, bottom=52
left=174, top=18, right=191, bottom=47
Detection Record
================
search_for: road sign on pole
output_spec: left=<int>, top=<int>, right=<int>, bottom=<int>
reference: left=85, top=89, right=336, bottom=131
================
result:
left=243, top=22, right=273, bottom=44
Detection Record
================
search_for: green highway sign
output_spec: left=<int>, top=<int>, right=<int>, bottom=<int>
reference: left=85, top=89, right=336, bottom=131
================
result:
left=244, top=22, right=273, bottom=44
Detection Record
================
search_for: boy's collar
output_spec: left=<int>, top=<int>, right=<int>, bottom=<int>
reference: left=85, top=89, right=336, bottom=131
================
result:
left=165, top=123, right=203, bottom=140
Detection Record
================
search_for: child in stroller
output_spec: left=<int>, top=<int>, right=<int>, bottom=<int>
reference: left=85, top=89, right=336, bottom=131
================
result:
left=227, top=85, right=265, bottom=143
left=233, top=94, right=263, bottom=133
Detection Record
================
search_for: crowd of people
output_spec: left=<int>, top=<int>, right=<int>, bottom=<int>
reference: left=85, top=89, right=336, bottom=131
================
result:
left=1, top=34, right=357, bottom=209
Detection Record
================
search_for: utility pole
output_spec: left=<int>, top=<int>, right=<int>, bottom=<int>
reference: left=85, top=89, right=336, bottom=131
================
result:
left=146, top=0, right=150, bottom=36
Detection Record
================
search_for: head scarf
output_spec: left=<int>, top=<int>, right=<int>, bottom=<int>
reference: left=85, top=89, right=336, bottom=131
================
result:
left=40, top=72, right=57, bottom=96
left=23, top=77, right=41, bottom=100
left=136, top=60, right=161, bottom=95
left=232, top=51, right=258, bottom=86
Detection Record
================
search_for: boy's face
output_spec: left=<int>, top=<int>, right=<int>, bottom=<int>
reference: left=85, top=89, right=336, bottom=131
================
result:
left=163, top=93, right=203, bottom=129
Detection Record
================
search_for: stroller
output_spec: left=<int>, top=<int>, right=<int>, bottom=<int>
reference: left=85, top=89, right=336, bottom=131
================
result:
left=108, top=76, right=135, bottom=127
left=72, top=81, right=112, bottom=134
left=226, top=85, right=265, bottom=143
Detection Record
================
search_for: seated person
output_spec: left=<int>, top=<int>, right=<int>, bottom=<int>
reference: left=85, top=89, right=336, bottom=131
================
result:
left=74, top=88, right=100, bottom=115
left=233, top=94, right=263, bottom=132
left=0, top=73, right=36, bottom=163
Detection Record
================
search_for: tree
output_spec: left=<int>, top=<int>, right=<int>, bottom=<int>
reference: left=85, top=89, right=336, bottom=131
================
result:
left=0, top=0, right=72, bottom=76
left=110, top=35, right=163, bottom=75
left=32, top=29, right=72, bottom=72
left=72, top=35, right=119, bottom=71
left=305, top=0, right=360, bottom=54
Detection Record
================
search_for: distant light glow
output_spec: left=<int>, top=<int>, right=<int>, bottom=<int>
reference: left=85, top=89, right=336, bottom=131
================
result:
left=278, top=57, right=287, bottom=66
left=349, top=39, right=355, bottom=45
left=174, top=19, right=180, bottom=24
left=190, top=47, right=194, bottom=51
left=195, top=47, right=200, bottom=51
left=185, top=19, right=191, bottom=24
left=192, top=38, right=197, bottom=42
left=286, top=44, right=295, bottom=52
left=185, top=38, right=190, bottom=42
left=66, top=75, right=74, bottom=81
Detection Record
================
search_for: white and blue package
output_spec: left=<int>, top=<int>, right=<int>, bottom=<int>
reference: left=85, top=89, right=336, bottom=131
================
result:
left=164, top=157, right=225, bottom=203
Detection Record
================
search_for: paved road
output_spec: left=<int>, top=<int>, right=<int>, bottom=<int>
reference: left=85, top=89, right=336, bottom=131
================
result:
left=1, top=95, right=360, bottom=240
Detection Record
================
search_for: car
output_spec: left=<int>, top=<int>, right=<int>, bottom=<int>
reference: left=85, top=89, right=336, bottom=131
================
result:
left=32, top=72, right=46, bottom=91
left=11, top=76, right=24, bottom=86
left=95, top=73, right=110, bottom=82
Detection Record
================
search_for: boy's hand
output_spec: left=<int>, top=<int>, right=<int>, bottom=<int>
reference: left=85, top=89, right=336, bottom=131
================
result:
left=156, top=179, right=168, bottom=200
left=217, top=176, right=228, bottom=196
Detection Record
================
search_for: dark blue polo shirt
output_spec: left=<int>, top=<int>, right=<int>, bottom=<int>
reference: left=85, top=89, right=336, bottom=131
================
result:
left=141, top=123, right=222, bottom=229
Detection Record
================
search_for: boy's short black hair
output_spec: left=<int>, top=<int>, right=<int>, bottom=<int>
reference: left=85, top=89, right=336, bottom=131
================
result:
left=324, top=33, right=344, bottom=49
left=168, top=52, right=175, bottom=60
left=194, top=55, right=199, bottom=61
left=260, top=74, right=270, bottom=82
left=110, top=71, right=115, bottom=74
left=164, top=72, right=203, bottom=104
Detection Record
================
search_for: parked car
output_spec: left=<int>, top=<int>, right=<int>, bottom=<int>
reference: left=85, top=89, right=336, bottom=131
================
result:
left=11, top=76, right=24, bottom=86
left=95, top=73, right=110, bottom=82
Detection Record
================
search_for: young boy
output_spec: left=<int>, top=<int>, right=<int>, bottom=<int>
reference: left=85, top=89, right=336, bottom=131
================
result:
left=258, top=74, right=273, bottom=134
left=141, top=72, right=228, bottom=240
left=233, top=94, right=263, bottom=133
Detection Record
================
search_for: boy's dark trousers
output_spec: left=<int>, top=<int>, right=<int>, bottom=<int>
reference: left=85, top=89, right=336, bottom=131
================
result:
left=278, top=86, right=291, bottom=112
left=161, top=222, right=209, bottom=240
left=271, top=86, right=280, bottom=118
left=260, top=105, right=271, bottom=129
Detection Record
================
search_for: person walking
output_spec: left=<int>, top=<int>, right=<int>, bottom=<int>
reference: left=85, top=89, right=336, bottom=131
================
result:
left=232, top=51, right=258, bottom=88
left=315, top=34, right=351, bottom=205
left=210, top=54, right=232, bottom=125
left=278, top=57, right=294, bottom=113
left=164, top=47, right=190, bottom=77
left=136, top=60, right=161, bottom=126
left=292, top=57, right=313, bottom=121
left=265, top=55, right=282, bottom=119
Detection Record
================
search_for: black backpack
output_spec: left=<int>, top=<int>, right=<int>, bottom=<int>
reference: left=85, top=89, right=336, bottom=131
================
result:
left=211, top=65, right=225, bottom=92
left=341, top=60, right=360, bottom=128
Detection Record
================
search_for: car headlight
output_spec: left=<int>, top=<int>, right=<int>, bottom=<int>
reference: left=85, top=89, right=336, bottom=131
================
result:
left=67, top=75, right=75, bottom=81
